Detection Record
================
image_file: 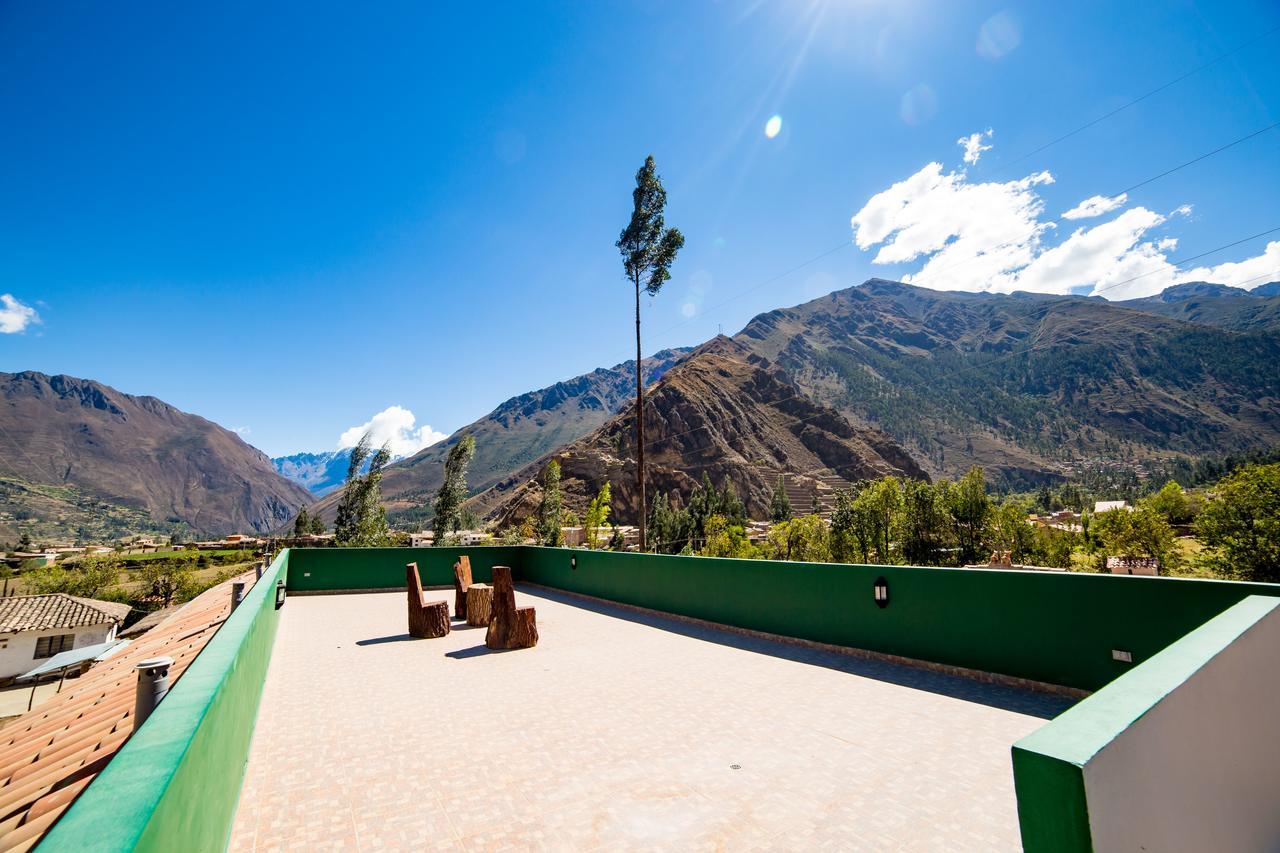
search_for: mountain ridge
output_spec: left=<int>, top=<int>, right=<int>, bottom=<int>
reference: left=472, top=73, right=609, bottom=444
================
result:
left=0, top=371, right=312, bottom=538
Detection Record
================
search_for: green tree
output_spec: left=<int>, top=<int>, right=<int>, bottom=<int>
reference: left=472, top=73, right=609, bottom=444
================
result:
left=292, top=506, right=312, bottom=538
left=855, top=477, right=901, bottom=564
left=829, top=488, right=863, bottom=563
left=992, top=499, right=1037, bottom=564
left=432, top=434, right=476, bottom=541
left=701, top=514, right=756, bottom=559
left=719, top=477, right=746, bottom=528
left=333, top=434, right=392, bottom=547
left=308, top=512, right=326, bottom=535
left=583, top=481, right=612, bottom=550
left=536, top=460, right=564, bottom=546
left=1195, top=463, right=1280, bottom=582
left=764, top=515, right=830, bottom=563
left=1093, top=505, right=1179, bottom=573
left=648, top=492, right=686, bottom=554
left=1146, top=480, right=1195, bottom=526
left=139, top=555, right=196, bottom=607
left=17, top=533, right=32, bottom=552
left=29, top=554, right=120, bottom=598
left=898, top=479, right=946, bottom=565
left=618, top=155, right=683, bottom=552
left=944, top=467, right=992, bottom=565
left=769, top=475, right=792, bottom=523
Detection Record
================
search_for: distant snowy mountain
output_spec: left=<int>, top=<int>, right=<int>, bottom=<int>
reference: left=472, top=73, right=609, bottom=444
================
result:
left=271, top=449, right=354, bottom=497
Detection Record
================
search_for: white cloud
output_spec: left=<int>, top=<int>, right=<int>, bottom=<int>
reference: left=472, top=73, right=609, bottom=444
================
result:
left=0, top=294, right=39, bottom=334
left=1178, top=240, right=1280, bottom=291
left=1061, top=193, right=1127, bottom=220
left=957, top=129, right=993, bottom=165
left=849, top=136, right=1278, bottom=300
left=338, top=406, right=447, bottom=458
left=233, top=426, right=252, bottom=436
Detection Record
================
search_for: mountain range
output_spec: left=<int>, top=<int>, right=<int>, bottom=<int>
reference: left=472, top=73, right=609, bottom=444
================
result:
left=4, top=278, right=1277, bottom=542
left=0, top=371, right=312, bottom=541
left=474, top=336, right=926, bottom=527
left=732, top=279, right=1280, bottom=487
left=304, top=348, right=690, bottom=526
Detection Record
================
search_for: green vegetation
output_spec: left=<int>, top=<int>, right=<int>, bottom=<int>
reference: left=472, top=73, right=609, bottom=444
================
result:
left=769, top=475, right=791, bottom=523
left=617, top=154, right=684, bottom=550
left=432, top=434, right=476, bottom=542
left=0, top=475, right=182, bottom=546
left=16, top=547, right=255, bottom=616
left=582, top=481, right=612, bottom=550
left=1195, top=463, right=1280, bottom=582
left=639, top=461, right=1271, bottom=581
left=334, top=434, right=391, bottom=547
left=291, top=506, right=326, bottom=537
left=28, top=554, right=120, bottom=598
left=535, top=460, right=563, bottom=546
left=646, top=475, right=748, bottom=554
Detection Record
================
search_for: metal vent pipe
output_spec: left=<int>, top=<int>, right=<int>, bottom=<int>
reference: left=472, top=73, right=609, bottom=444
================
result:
left=134, top=656, right=175, bottom=729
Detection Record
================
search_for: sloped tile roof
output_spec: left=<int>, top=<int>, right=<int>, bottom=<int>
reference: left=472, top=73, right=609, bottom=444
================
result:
left=0, top=595, right=132, bottom=634
left=0, top=573, right=254, bottom=852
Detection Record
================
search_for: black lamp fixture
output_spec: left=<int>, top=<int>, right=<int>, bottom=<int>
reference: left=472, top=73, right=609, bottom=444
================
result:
left=873, top=576, right=889, bottom=609
left=275, top=579, right=286, bottom=610
left=570, top=555, right=577, bottom=570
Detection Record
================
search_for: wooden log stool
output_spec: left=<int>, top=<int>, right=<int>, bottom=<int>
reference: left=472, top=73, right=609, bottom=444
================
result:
left=453, top=556, right=473, bottom=620
left=465, top=584, right=493, bottom=627
left=406, top=562, right=450, bottom=639
left=485, top=565, right=537, bottom=650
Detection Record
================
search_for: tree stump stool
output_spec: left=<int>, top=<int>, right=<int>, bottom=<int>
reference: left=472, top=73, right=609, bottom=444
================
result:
left=453, top=556, right=473, bottom=620
left=406, top=562, right=451, bottom=639
left=485, top=565, right=538, bottom=650
left=465, top=584, right=493, bottom=627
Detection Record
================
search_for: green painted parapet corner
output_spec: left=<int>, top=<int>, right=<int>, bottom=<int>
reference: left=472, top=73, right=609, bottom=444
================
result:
left=37, top=550, right=291, bottom=853
left=285, top=546, right=524, bottom=591
left=1010, top=595, right=1280, bottom=853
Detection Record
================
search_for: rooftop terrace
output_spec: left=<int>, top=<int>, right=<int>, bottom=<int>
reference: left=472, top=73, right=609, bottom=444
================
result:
left=9, top=546, right=1280, bottom=852
left=230, top=587, right=1070, bottom=851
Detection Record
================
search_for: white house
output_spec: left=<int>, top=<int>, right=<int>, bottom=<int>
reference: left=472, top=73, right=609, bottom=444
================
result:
left=0, top=594, right=132, bottom=682
left=1093, top=500, right=1131, bottom=514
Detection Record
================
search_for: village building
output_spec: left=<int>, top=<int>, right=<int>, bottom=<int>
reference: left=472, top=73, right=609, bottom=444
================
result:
left=0, top=594, right=131, bottom=682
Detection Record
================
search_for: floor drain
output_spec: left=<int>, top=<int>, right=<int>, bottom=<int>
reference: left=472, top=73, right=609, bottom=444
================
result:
left=730, top=764, right=741, bottom=770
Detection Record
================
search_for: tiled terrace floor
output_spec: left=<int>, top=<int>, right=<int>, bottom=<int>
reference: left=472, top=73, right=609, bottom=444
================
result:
left=230, top=587, right=1072, bottom=852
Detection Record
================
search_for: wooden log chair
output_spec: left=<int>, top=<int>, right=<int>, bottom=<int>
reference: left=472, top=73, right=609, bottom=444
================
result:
left=453, top=556, right=473, bottom=620
left=406, top=562, right=451, bottom=639
left=485, top=565, right=538, bottom=650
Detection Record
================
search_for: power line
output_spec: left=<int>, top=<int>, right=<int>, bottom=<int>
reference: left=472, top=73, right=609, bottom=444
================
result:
left=1005, top=24, right=1280, bottom=167
left=652, top=121, right=1279, bottom=356
left=1114, top=121, right=1279, bottom=198
left=1092, top=226, right=1280, bottom=298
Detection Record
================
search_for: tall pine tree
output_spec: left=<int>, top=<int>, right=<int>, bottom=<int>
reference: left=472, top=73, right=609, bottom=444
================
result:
left=617, top=155, right=683, bottom=551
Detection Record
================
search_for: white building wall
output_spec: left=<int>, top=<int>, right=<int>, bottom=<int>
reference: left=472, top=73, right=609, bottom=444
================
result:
left=1083, top=604, right=1280, bottom=852
left=0, top=622, right=117, bottom=680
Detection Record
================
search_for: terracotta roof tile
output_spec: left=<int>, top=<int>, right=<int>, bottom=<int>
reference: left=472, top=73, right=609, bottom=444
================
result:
left=0, top=595, right=131, bottom=634
left=0, top=572, right=255, bottom=852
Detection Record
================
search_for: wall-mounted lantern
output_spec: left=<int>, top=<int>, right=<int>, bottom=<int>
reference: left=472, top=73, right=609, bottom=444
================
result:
left=873, top=577, right=889, bottom=609
left=275, top=579, right=286, bottom=610
left=570, top=555, right=577, bottom=571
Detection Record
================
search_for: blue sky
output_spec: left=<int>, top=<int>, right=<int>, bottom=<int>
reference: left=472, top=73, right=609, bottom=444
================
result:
left=2, top=1, right=1277, bottom=457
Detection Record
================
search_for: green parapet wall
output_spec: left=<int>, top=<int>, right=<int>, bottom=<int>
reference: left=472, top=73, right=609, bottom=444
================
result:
left=516, top=546, right=1280, bottom=692
left=1011, top=595, right=1280, bottom=852
left=37, top=550, right=291, bottom=853
left=284, top=546, right=523, bottom=591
